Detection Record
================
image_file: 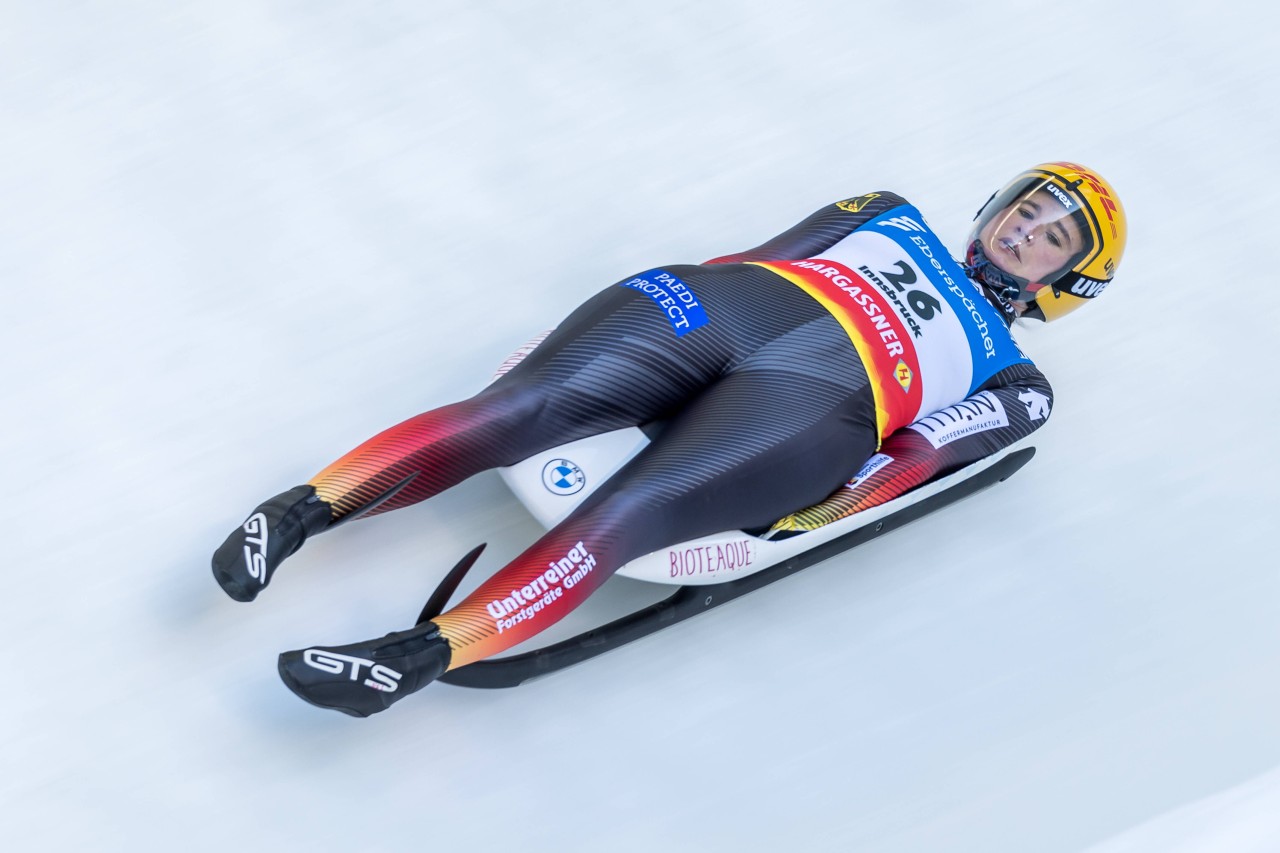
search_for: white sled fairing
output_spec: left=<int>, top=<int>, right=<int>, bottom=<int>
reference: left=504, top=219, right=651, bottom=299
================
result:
left=497, top=427, right=1032, bottom=587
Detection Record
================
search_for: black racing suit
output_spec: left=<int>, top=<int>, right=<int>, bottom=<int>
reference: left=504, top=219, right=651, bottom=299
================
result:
left=301, top=192, right=1053, bottom=666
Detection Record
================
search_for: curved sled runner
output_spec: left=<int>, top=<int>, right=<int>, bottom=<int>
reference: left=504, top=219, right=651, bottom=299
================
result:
left=439, top=444, right=1035, bottom=689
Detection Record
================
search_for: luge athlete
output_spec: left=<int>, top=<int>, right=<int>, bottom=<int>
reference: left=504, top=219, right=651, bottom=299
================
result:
left=212, top=162, right=1128, bottom=717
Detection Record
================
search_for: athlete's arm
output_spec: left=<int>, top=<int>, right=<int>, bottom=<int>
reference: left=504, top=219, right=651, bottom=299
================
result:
left=703, top=192, right=907, bottom=264
left=769, top=363, right=1053, bottom=532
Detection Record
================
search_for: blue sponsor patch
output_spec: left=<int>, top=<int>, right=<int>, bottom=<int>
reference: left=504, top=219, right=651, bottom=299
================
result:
left=619, top=269, right=709, bottom=336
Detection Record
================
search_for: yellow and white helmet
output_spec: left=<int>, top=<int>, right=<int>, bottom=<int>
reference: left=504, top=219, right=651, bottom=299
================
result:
left=965, top=162, right=1127, bottom=322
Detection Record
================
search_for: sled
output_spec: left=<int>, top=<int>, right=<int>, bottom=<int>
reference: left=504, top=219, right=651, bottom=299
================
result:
left=436, top=428, right=1035, bottom=689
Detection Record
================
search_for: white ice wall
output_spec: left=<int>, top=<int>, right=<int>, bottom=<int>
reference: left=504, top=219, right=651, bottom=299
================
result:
left=3, top=3, right=1278, bottom=851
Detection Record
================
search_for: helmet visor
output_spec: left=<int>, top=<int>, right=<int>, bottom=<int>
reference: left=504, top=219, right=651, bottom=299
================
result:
left=973, top=177, right=1094, bottom=302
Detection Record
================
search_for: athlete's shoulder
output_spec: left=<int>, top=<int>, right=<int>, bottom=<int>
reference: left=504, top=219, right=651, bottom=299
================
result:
left=702, top=191, right=913, bottom=266
left=778, top=191, right=914, bottom=242
left=830, top=190, right=910, bottom=216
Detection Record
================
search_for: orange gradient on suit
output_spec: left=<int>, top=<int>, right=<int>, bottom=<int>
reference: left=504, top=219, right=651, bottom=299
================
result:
left=309, top=399, right=501, bottom=521
left=433, top=532, right=610, bottom=668
left=771, top=427, right=942, bottom=532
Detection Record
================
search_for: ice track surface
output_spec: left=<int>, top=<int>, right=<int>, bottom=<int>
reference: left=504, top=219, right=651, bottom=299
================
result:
left=4, top=3, right=1279, bottom=851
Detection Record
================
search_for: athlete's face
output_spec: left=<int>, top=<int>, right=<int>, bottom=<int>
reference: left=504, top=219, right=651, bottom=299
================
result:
left=978, top=189, right=1085, bottom=285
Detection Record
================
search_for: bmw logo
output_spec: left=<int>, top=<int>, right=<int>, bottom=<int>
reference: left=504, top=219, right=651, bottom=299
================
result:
left=541, top=458, right=586, bottom=496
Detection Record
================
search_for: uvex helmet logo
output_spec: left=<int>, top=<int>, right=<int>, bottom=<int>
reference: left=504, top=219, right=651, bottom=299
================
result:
left=1066, top=276, right=1109, bottom=298
left=1045, top=183, right=1077, bottom=211
left=302, top=649, right=403, bottom=692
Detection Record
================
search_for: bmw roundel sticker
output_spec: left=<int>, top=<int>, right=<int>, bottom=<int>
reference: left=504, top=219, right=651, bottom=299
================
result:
left=541, top=458, right=585, bottom=496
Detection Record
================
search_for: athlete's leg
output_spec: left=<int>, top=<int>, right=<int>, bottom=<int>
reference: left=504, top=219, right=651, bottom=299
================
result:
left=211, top=278, right=733, bottom=601
left=432, top=321, right=878, bottom=667
left=278, top=315, right=878, bottom=715
left=306, top=279, right=736, bottom=522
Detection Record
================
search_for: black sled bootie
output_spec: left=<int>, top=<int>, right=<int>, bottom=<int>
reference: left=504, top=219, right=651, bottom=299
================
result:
left=277, top=623, right=452, bottom=717
left=211, top=485, right=332, bottom=602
